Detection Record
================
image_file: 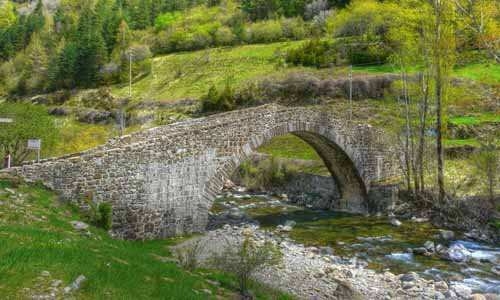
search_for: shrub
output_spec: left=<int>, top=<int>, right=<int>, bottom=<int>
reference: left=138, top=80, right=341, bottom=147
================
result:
left=209, top=235, right=281, bottom=294
left=238, top=157, right=297, bottom=190
left=244, top=19, right=283, bottom=44
left=214, top=26, right=236, bottom=46
left=201, top=83, right=235, bottom=112
left=173, top=239, right=204, bottom=271
left=286, top=39, right=336, bottom=68
left=472, top=140, right=498, bottom=205
left=81, top=193, right=113, bottom=231
left=154, top=11, right=182, bottom=31
left=281, top=17, right=308, bottom=40
left=96, top=203, right=112, bottom=230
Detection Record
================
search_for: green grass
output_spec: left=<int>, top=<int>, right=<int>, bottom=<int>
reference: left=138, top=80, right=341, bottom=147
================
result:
left=111, top=41, right=307, bottom=102
left=443, top=138, right=481, bottom=148
left=0, top=180, right=292, bottom=299
left=448, top=112, right=500, bottom=126
left=257, top=134, right=322, bottom=161
left=453, top=63, right=500, bottom=85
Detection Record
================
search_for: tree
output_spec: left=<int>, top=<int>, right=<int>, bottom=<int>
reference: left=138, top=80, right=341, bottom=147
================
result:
left=0, top=1, right=16, bottom=30
left=240, top=0, right=280, bottom=21
left=74, top=4, right=107, bottom=87
left=48, top=39, right=78, bottom=90
left=428, top=0, right=456, bottom=204
left=210, top=234, right=281, bottom=295
left=0, top=103, right=58, bottom=165
left=472, top=138, right=499, bottom=206
left=453, top=0, right=500, bottom=63
left=24, top=32, right=49, bottom=92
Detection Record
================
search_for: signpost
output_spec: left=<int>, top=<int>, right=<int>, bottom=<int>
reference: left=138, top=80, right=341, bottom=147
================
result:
left=0, top=117, right=13, bottom=123
left=27, top=139, right=41, bottom=163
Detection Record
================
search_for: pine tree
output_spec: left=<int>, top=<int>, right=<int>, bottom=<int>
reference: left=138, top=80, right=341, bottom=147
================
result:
left=74, top=4, right=107, bottom=87
left=24, top=32, right=49, bottom=92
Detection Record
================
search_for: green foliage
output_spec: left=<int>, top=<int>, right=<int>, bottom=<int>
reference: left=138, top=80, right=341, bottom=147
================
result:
left=0, top=1, right=16, bottom=29
left=96, top=202, right=113, bottom=230
left=239, top=157, right=297, bottom=190
left=286, top=39, right=335, bottom=68
left=210, top=235, right=282, bottom=294
left=472, top=140, right=499, bottom=203
left=0, top=180, right=290, bottom=298
left=201, top=82, right=235, bottom=112
left=155, top=11, right=182, bottom=31
left=240, top=0, right=281, bottom=21
left=258, top=134, right=322, bottom=161
left=0, top=102, right=58, bottom=164
left=81, top=192, right=113, bottom=231
left=0, top=1, right=44, bottom=62
left=244, top=19, right=284, bottom=43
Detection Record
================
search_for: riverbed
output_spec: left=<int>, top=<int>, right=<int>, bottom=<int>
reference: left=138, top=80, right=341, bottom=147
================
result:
left=209, top=190, right=500, bottom=296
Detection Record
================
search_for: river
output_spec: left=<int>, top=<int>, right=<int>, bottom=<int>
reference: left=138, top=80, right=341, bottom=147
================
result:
left=209, top=189, right=500, bottom=295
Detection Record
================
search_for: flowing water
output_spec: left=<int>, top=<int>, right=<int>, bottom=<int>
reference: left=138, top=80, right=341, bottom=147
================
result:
left=210, top=192, right=500, bottom=295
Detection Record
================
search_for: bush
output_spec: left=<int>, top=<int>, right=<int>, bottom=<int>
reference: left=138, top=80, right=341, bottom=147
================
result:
left=239, top=157, right=297, bottom=190
left=214, top=26, right=236, bottom=46
left=173, top=239, right=204, bottom=271
left=154, top=11, right=182, bottom=31
left=81, top=193, right=113, bottom=231
left=281, top=17, right=308, bottom=40
left=286, top=39, right=336, bottom=68
left=244, top=19, right=284, bottom=44
left=209, top=235, right=281, bottom=294
left=201, top=83, right=235, bottom=112
left=96, top=203, right=112, bottom=230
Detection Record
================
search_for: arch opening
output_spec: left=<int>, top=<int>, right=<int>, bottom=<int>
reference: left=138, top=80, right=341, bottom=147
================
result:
left=214, top=129, right=369, bottom=215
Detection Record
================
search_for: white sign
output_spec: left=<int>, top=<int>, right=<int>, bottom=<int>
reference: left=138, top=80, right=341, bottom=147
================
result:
left=0, top=117, right=13, bottom=123
left=27, top=139, right=41, bottom=150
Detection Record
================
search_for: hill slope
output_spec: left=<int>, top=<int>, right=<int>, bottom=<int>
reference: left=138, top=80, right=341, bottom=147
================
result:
left=0, top=178, right=291, bottom=299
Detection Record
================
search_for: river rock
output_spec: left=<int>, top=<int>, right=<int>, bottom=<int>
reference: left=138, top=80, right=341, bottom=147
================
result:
left=451, top=283, right=472, bottom=299
left=277, top=225, right=292, bottom=232
left=64, top=275, right=86, bottom=294
left=435, top=244, right=447, bottom=254
left=70, top=221, right=89, bottom=231
left=491, top=266, right=500, bottom=276
left=223, top=179, right=236, bottom=190
left=400, top=272, right=419, bottom=282
left=434, top=281, right=448, bottom=291
left=412, top=247, right=428, bottom=255
left=439, top=229, right=455, bottom=240
left=411, top=217, right=429, bottom=223
left=470, top=294, right=487, bottom=300
left=424, top=241, right=435, bottom=252
left=444, top=244, right=471, bottom=262
left=390, top=218, right=402, bottom=227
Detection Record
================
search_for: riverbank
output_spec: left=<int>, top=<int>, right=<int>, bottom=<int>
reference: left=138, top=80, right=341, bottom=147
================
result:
left=200, top=187, right=500, bottom=299
left=191, top=224, right=499, bottom=300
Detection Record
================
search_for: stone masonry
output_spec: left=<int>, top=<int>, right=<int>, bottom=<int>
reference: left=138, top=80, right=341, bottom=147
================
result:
left=2, top=104, right=400, bottom=239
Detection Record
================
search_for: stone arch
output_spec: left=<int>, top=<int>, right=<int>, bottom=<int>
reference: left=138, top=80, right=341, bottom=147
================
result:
left=204, top=121, right=372, bottom=220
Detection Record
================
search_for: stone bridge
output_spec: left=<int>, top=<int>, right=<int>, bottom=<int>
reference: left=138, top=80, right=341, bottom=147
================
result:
left=4, top=104, right=400, bottom=239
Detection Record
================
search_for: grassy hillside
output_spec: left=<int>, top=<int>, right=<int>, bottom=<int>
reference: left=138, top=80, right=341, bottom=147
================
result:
left=111, top=41, right=307, bottom=102
left=109, top=42, right=500, bottom=103
left=0, top=179, right=291, bottom=299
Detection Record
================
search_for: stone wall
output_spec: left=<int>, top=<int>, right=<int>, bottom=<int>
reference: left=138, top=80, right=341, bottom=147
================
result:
left=2, top=104, right=401, bottom=239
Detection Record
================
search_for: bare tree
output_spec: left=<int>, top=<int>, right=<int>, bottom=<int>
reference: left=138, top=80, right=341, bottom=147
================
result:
left=210, top=235, right=281, bottom=295
left=452, top=0, right=500, bottom=63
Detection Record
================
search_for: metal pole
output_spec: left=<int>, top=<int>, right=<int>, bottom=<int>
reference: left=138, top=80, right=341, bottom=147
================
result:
left=37, top=148, right=40, bottom=163
left=349, top=65, right=353, bottom=121
left=129, top=51, right=132, bottom=98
